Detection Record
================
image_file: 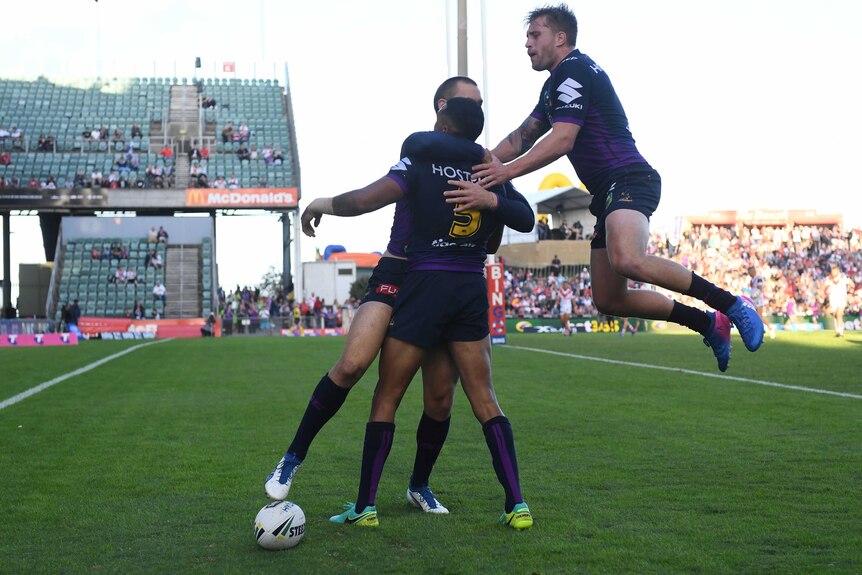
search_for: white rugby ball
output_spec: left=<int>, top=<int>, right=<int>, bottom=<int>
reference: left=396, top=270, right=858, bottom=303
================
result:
left=254, top=500, right=306, bottom=550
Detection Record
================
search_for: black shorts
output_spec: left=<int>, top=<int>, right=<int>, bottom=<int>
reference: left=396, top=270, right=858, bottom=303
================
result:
left=589, top=165, right=661, bottom=250
left=361, top=256, right=406, bottom=306
left=388, top=270, right=489, bottom=349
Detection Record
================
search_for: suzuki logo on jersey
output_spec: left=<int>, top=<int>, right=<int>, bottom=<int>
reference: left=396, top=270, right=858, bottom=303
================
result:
left=556, top=78, right=583, bottom=104
left=391, top=157, right=412, bottom=171
left=431, top=164, right=477, bottom=182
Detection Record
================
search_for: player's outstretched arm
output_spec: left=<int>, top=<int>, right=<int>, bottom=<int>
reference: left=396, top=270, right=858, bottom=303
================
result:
left=492, top=115, right=548, bottom=163
left=300, top=176, right=404, bottom=237
left=472, top=115, right=548, bottom=186
left=474, top=118, right=577, bottom=188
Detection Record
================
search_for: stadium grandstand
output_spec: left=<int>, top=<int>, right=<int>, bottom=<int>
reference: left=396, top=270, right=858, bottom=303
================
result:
left=0, top=73, right=301, bottom=335
left=2, top=77, right=860, bottom=339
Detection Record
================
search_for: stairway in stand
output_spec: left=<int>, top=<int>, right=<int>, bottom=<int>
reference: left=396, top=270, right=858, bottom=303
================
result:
left=164, top=245, right=201, bottom=318
left=174, top=154, right=190, bottom=189
left=168, top=84, right=200, bottom=188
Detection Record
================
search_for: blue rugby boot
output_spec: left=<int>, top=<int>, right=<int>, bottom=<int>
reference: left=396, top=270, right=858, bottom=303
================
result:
left=726, top=296, right=765, bottom=352
left=703, top=310, right=731, bottom=372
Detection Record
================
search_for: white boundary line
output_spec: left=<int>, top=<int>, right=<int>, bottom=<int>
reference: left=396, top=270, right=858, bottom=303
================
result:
left=0, top=339, right=172, bottom=411
left=506, top=345, right=862, bottom=401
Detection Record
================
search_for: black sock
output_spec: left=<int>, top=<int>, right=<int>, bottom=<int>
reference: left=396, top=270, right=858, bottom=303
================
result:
left=287, top=374, right=349, bottom=461
left=355, top=421, right=396, bottom=511
left=686, top=272, right=737, bottom=313
left=410, top=413, right=451, bottom=489
left=482, top=416, right=523, bottom=514
left=668, top=300, right=712, bottom=336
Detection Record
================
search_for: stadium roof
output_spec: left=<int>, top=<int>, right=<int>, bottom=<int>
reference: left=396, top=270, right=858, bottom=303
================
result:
left=527, top=186, right=593, bottom=215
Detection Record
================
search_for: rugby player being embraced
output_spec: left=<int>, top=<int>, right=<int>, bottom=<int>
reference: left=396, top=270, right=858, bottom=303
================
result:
left=265, top=78, right=485, bottom=516
left=303, top=98, right=536, bottom=529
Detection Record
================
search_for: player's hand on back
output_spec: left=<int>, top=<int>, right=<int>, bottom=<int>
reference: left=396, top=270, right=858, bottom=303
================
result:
left=472, top=154, right=510, bottom=188
left=443, top=179, right=498, bottom=211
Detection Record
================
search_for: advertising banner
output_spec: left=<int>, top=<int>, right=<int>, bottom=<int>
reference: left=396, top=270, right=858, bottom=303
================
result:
left=0, top=188, right=108, bottom=208
left=486, top=263, right=507, bottom=345
left=78, top=317, right=214, bottom=339
left=281, top=327, right=346, bottom=337
left=0, top=333, right=79, bottom=347
left=185, top=188, right=297, bottom=208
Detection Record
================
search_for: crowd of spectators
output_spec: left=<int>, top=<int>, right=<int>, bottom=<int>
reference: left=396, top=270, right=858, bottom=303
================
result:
left=503, top=222, right=861, bottom=322
left=504, top=266, right=596, bottom=319
left=91, top=241, right=130, bottom=262
left=2, top=117, right=288, bottom=191
left=0, top=142, right=172, bottom=190
left=537, top=217, right=586, bottom=241
left=108, top=265, right=140, bottom=286
left=221, top=121, right=253, bottom=144
left=650, top=223, right=861, bottom=319
left=0, top=125, right=25, bottom=146
left=187, top=137, right=281, bottom=189
left=216, top=285, right=355, bottom=335
left=36, top=134, right=56, bottom=152
left=206, top=223, right=860, bottom=335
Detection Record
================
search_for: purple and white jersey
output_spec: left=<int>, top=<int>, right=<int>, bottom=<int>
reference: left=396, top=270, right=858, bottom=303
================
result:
left=531, top=49, right=650, bottom=193
left=385, top=198, right=411, bottom=258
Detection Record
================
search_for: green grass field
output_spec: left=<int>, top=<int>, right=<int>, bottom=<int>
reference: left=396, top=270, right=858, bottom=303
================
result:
left=1, top=331, right=860, bottom=574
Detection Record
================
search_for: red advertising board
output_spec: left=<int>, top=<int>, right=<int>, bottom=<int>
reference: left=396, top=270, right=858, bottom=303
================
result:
left=486, top=263, right=507, bottom=345
left=77, top=317, right=218, bottom=339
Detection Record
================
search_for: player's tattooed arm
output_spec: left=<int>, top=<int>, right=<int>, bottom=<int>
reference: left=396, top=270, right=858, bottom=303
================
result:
left=478, top=121, right=579, bottom=188
left=331, top=177, right=403, bottom=216
left=508, top=116, right=548, bottom=156
left=472, top=116, right=551, bottom=188
left=490, top=116, right=549, bottom=163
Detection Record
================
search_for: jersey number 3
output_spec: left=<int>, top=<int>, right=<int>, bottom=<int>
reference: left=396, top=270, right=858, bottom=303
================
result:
left=450, top=204, right=481, bottom=238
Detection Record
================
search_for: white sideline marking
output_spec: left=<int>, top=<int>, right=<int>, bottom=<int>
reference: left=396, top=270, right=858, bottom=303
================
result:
left=506, top=345, right=862, bottom=401
left=0, top=339, right=172, bottom=411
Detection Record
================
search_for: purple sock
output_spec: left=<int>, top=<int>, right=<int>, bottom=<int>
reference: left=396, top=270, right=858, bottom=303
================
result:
left=686, top=272, right=737, bottom=313
left=355, top=421, right=395, bottom=511
left=410, top=413, right=450, bottom=489
left=482, top=416, right=523, bottom=514
left=287, top=373, right=349, bottom=461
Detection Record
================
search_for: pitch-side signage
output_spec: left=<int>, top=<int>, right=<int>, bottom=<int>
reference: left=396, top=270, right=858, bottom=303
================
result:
left=486, top=263, right=507, bottom=345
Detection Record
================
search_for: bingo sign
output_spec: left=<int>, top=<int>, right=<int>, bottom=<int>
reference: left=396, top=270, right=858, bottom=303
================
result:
left=486, top=263, right=507, bottom=345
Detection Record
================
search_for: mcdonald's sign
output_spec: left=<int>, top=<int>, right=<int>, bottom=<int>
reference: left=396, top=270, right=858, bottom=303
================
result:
left=185, top=188, right=298, bottom=208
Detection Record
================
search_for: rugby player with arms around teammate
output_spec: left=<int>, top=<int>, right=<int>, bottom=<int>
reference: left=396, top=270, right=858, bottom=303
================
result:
left=264, top=78, right=486, bottom=515
left=304, top=98, right=536, bottom=529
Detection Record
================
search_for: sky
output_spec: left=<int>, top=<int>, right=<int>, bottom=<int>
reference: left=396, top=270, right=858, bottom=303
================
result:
left=2, top=0, right=862, bottom=305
